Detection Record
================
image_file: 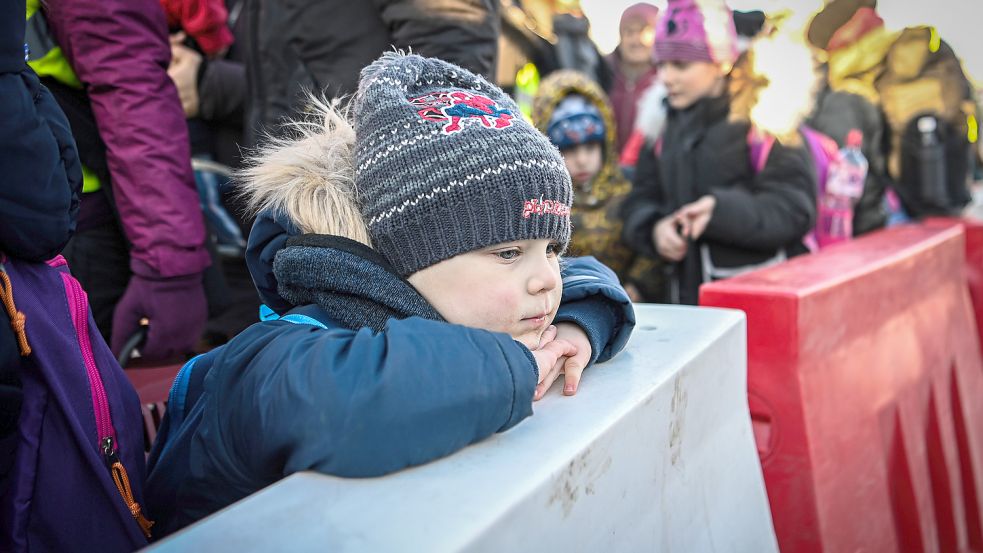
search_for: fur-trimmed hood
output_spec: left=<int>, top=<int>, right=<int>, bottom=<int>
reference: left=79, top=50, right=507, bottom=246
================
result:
left=634, top=29, right=821, bottom=145
left=531, top=70, right=630, bottom=205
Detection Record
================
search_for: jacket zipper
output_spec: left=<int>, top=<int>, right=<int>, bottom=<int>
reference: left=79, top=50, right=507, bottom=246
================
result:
left=61, top=272, right=117, bottom=456
left=59, top=268, right=153, bottom=537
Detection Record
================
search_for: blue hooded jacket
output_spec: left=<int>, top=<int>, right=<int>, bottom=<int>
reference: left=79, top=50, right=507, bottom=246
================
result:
left=145, top=211, right=634, bottom=536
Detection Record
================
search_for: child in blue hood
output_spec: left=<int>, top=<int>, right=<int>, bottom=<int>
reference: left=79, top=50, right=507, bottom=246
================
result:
left=145, top=52, right=634, bottom=536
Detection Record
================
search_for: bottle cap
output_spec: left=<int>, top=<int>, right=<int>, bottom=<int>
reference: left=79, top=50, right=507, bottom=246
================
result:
left=917, top=116, right=937, bottom=133
left=846, top=129, right=863, bottom=147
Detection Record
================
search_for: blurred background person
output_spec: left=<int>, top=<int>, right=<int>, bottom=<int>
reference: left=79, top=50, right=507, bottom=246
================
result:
left=532, top=69, right=659, bottom=301
left=806, top=0, right=976, bottom=221
left=605, top=3, right=659, bottom=155
left=26, top=0, right=210, bottom=361
left=621, top=0, right=817, bottom=304
left=244, top=0, right=501, bottom=144
left=167, top=0, right=262, bottom=346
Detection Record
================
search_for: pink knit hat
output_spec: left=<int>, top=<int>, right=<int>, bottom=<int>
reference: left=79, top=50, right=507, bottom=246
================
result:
left=654, top=0, right=738, bottom=66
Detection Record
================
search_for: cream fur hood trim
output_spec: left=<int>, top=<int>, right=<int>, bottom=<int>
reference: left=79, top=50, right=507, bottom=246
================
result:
left=237, top=97, right=372, bottom=246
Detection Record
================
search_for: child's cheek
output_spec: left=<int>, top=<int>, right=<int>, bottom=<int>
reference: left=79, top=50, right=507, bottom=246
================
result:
left=488, top=290, right=521, bottom=323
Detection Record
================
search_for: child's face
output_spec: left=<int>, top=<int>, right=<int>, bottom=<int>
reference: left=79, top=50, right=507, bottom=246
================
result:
left=562, top=142, right=603, bottom=188
left=407, top=239, right=563, bottom=349
left=658, top=60, right=727, bottom=110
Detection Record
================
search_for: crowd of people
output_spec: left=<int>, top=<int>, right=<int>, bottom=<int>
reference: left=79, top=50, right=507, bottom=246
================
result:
left=1, top=0, right=980, bottom=549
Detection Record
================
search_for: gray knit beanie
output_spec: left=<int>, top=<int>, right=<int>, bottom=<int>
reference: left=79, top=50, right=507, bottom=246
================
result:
left=353, top=52, right=573, bottom=277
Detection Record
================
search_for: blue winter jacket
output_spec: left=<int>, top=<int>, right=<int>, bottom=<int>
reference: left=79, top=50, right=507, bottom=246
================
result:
left=0, top=0, right=82, bottom=479
left=145, top=212, right=634, bottom=536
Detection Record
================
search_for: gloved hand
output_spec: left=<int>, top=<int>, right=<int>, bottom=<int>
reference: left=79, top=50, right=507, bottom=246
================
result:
left=111, top=272, right=206, bottom=362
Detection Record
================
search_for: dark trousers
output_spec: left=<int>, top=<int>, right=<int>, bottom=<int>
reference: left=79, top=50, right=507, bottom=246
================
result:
left=62, top=223, right=131, bottom=344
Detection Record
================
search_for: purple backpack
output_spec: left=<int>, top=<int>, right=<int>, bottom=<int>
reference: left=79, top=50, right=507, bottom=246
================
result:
left=0, top=255, right=151, bottom=552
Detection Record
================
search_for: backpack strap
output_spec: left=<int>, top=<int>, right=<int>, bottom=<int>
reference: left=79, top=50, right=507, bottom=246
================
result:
left=747, top=127, right=776, bottom=174
left=0, top=258, right=31, bottom=356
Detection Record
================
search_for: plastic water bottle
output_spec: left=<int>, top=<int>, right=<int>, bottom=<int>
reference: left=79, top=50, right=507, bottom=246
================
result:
left=917, top=115, right=948, bottom=209
left=820, top=129, right=868, bottom=246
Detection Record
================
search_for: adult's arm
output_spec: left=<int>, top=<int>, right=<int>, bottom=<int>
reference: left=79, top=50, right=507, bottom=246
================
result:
left=46, top=0, right=209, bottom=278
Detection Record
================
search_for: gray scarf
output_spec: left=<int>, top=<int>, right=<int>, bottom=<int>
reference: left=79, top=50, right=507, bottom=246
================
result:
left=273, top=234, right=443, bottom=333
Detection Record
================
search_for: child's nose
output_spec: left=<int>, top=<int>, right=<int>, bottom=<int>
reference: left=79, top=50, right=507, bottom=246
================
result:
left=528, top=259, right=559, bottom=295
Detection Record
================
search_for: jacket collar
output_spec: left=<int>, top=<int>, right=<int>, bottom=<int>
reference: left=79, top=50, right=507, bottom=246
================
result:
left=272, top=234, right=443, bottom=333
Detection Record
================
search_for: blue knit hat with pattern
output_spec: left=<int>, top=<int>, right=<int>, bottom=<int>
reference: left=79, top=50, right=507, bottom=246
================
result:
left=353, top=52, right=573, bottom=277
left=547, top=94, right=606, bottom=150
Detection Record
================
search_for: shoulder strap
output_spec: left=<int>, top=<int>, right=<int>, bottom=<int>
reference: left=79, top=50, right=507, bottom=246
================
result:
left=747, top=127, right=776, bottom=174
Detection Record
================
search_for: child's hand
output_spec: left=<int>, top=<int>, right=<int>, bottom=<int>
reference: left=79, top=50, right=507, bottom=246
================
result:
left=530, top=325, right=578, bottom=400
left=533, top=322, right=592, bottom=400
left=653, top=215, right=687, bottom=262
left=674, top=195, right=716, bottom=240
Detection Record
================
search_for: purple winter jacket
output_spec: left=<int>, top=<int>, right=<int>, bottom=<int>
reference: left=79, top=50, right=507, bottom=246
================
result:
left=44, top=0, right=209, bottom=279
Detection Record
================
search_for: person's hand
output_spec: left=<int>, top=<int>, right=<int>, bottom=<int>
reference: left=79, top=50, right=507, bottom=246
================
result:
left=675, top=195, right=716, bottom=240
left=111, top=272, right=207, bottom=362
left=653, top=215, right=687, bottom=262
left=530, top=325, right=578, bottom=401
left=168, top=38, right=203, bottom=118
left=533, top=322, right=593, bottom=400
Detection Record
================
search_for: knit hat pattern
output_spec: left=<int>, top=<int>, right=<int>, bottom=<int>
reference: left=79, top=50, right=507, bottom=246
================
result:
left=654, top=0, right=738, bottom=66
left=353, top=52, right=573, bottom=277
left=547, top=94, right=606, bottom=150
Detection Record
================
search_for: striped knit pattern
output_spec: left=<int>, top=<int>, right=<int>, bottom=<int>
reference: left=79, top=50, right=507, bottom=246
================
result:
left=654, top=0, right=738, bottom=66
left=353, top=52, right=573, bottom=277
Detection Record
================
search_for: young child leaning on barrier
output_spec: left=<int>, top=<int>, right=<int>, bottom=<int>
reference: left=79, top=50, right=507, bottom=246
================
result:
left=143, top=52, right=634, bottom=537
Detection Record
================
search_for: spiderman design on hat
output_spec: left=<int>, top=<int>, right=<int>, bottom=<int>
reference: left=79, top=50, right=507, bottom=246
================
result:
left=410, top=91, right=514, bottom=134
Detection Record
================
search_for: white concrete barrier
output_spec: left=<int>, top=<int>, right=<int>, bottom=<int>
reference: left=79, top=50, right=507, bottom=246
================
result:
left=147, top=305, right=777, bottom=552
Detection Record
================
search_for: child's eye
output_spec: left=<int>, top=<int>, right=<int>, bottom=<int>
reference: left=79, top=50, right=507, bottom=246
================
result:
left=546, top=242, right=561, bottom=256
left=496, top=249, right=521, bottom=261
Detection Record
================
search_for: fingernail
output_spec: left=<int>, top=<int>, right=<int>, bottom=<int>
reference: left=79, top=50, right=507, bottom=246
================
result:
left=564, top=384, right=575, bottom=394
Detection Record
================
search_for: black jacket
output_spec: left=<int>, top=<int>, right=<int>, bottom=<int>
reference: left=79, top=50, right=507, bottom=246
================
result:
left=244, top=0, right=499, bottom=144
left=622, top=94, right=816, bottom=305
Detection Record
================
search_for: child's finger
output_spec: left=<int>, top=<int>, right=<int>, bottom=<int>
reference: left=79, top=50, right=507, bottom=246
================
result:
left=675, top=214, right=691, bottom=238
left=562, top=358, right=585, bottom=396
left=547, top=338, right=578, bottom=359
left=537, top=325, right=557, bottom=350
left=534, top=359, right=563, bottom=401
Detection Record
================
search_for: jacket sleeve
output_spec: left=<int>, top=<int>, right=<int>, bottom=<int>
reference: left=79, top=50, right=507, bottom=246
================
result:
left=703, top=137, right=817, bottom=251
left=46, top=0, right=210, bottom=278
left=0, top=67, right=81, bottom=262
left=620, top=141, right=668, bottom=258
left=374, top=0, right=500, bottom=79
left=221, top=317, right=537, bottom=479
left=554, top=256, right=635, bottom=365
left=197, top=58, right=246, bottom=124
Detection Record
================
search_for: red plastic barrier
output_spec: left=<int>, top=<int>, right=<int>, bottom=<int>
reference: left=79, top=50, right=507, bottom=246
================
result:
left=962, top=220, right=983, bottom=354
left=926, top=218, right=983, bottom=356
left=700, top=224, right=983, bottom=553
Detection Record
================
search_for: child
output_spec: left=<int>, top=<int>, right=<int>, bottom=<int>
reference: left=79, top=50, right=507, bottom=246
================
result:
left=532, top=70, right=660, bottom=302
left=621, top=0, right=817, bottom=305
left=145, top=52, right=634, bottom=536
